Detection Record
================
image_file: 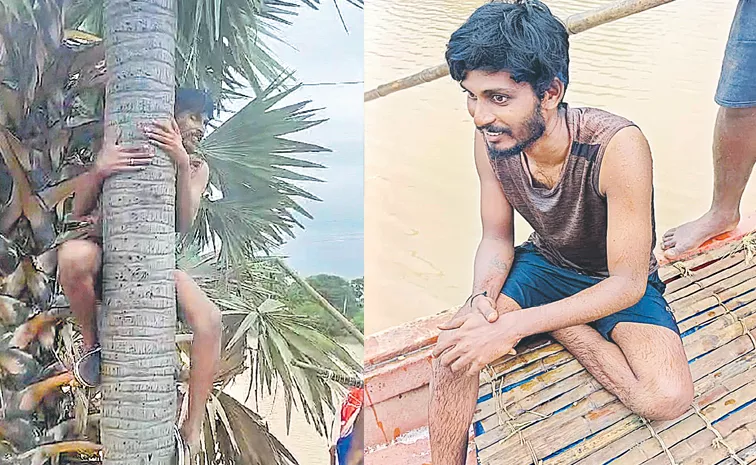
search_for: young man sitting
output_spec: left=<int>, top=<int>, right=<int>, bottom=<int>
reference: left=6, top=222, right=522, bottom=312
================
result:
left=428, top=2, right=694, bottom=464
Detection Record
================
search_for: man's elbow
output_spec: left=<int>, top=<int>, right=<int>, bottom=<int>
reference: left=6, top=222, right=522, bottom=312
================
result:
left=621, top=276, right=647, bottom=307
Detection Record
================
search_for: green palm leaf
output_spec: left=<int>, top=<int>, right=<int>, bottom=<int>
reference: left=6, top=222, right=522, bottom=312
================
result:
left=184, top=76, right=329, bottom=266
left=177, top=247, right=361, bottom=438
left=62, top=0, right=363, bottom=99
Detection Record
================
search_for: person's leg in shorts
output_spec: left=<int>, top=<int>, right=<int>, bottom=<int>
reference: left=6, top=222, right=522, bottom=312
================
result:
left=58, top=237, right=102, bottom=387
left=500, top=243, right=693, bottom=420
left=663, top=0, right=756, bottom=259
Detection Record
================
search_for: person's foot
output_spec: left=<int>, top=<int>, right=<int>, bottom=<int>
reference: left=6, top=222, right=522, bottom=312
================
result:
left=180, top=424, right=202, bottom=459
left=73, top=346, right=101, bottom=388
left=661, top=210, right=740, bottom=260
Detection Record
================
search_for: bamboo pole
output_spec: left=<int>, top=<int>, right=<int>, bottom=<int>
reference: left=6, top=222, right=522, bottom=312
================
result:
left=665, top=257, right=754, bottom=304
left=478, top=358, right=585, bottom=417
left=476, top=375, right=605, bottom=444
left=721, top=440, right=756, bottom=465
left=479, top=396, right=631, bottom=463
left=364, top=0, right=678, bottom=102
left=478, top=350, right=576, bottom=397
left=474, top=370, right=595, bottom=425
left=665, top=254, right=749, bottom=302
left=475, top=334, right=756, bottom=456
left=275, top=258, right=364, bottom=343
left=485, top=340, right=564, bottom=379
left=663, top=250, right=746, bottom=295
left=670, top=271, right=756, bottom=320
left=482, top=337, right=756, bottom=464
left=659, top=240, right=744, bottom=282
left=677, top=291, right=756, bottom=334
left=291, top=360, right=363, bottom=387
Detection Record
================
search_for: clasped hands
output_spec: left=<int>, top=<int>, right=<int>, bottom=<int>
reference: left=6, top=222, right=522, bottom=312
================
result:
left=432, top=293, right=522, bottom=377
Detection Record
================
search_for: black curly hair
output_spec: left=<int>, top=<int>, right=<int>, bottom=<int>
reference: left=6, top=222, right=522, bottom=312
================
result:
left=446, top=0, right=570, bottom=102
left=175, top=87, right=215, bottom=122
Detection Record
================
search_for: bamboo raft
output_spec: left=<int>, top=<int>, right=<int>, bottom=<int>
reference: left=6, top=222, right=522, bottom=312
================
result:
left=473, top=235, right=756, bottom=465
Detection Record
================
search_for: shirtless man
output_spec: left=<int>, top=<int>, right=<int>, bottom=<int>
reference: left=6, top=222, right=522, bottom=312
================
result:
left=57, top=88, right=222, bottom=457
left=428, top=3, right=694, bottom=463
left=662, top=1, right=756, bottom=259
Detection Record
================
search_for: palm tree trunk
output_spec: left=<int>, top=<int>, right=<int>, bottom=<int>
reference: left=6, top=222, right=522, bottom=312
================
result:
left=101, top=1, right=177, bottom=463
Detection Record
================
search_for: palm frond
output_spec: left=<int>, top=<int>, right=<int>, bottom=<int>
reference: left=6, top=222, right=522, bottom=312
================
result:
left=62, top=0, right=363, bottom=100
left=176, top=249, right=361, bottom=439
left=197, top=390, right=299, bottom=465
left=184, top=77, right=328, bottom=267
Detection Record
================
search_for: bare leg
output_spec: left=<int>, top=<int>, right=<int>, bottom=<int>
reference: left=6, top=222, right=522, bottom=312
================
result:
left=662, top=106, right=756, bottom=259
left=174, top=270, right=222, bottom=453
left=429, top=297, right=520, bottom=465
left=57, top=240, right=101, bottom=350
left=552, top=323, right=693, bottom=420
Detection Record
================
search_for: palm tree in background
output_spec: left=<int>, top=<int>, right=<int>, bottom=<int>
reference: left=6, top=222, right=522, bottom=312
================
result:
left=0, top=0, right=363, bottom=464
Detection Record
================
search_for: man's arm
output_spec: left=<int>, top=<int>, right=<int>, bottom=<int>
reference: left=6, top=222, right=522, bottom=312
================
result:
left=470, top=130, right=516, bottom=305
left=143, top=119, right=209, bottom=234
left=73, top=129, right=154, bottom=219
left=71, top=169, right=106, bottom=219
left=176, top=159, right=209, bottom=234
left=512, top=125, right=653, bottom=337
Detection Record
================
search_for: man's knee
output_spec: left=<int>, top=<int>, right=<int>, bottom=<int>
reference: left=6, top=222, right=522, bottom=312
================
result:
left=174, top=270, right=222, bottom=336
left=58, top=240, right=100, bottom=287
left=633, top=380, right=693, bottom=421
left=205, top=304, right=222, bottom=336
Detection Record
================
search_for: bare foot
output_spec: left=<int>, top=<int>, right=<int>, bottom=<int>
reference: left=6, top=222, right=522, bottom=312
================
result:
left=180, top=425, right=201, bottom=460
left=661, top=211, right=739, bottom=260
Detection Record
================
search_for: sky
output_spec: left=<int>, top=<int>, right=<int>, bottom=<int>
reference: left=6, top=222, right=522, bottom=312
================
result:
left=217, top=2, right=364, bottom=280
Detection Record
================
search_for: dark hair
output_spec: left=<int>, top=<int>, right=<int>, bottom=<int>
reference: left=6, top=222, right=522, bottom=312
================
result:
left=175, top=87, right=215, bottom=121
left=445, top=0, right=570, bottom=100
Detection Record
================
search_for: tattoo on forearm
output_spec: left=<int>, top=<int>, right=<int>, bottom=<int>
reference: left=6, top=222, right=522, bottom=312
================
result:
left=491, top=256, right=509, bottom=274
left=473, top=255, right=510, bottom=294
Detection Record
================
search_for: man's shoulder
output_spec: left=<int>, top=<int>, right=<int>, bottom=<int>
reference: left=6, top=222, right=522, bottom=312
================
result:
left=570, top=105, right=634, bottom=126
left=568, top=105, right=638, bottom=147
left=189, top=157, right=209, bottom=175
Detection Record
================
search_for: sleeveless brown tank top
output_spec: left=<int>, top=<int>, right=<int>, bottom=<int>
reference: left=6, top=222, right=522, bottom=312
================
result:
left=489, top=105, right=658, bottom=277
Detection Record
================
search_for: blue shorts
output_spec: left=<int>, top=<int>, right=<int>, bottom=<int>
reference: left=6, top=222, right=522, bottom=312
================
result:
left=501, top=242, right=680, bottom=343
left=715, top=0, right=756, bottom=108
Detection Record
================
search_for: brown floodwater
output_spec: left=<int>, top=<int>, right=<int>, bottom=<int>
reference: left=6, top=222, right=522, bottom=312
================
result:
left=365, top=0, right=756, bottom=334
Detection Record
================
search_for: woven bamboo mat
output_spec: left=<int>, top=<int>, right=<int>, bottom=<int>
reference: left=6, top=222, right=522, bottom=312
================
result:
left=473, top=235, right=756, bottom=465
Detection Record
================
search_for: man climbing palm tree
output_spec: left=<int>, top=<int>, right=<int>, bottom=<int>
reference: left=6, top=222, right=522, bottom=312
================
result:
left=57, top=88, right=222, bottom=459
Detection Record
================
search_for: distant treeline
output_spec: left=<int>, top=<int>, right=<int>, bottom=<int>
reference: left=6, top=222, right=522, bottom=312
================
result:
left=287, top=274, right=364, bottom=336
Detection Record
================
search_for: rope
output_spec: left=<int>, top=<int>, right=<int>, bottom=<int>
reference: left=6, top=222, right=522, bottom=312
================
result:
left=691, top=403, right=747, bottom=464
left=672, top=262, right=692, bottom=278
left=484, top=365, right=543, bottom=465
left=671, top=261, right=703, bottom=291
left=641, top=417, right=679, bottom=465
left=726, top=233, right=756, bottom=265
left=711, top=293, right=756, bottom=350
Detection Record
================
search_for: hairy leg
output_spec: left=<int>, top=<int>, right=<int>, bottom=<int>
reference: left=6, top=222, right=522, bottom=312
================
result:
left=57, top=240, right=101, bottom=350
left=429, top=296, right=520, bottom=465
left=174, top=270, right=222, bottom=452
left=662, top=106, right=756, bottom=258
left=552, top=323, right=693, bottom=420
